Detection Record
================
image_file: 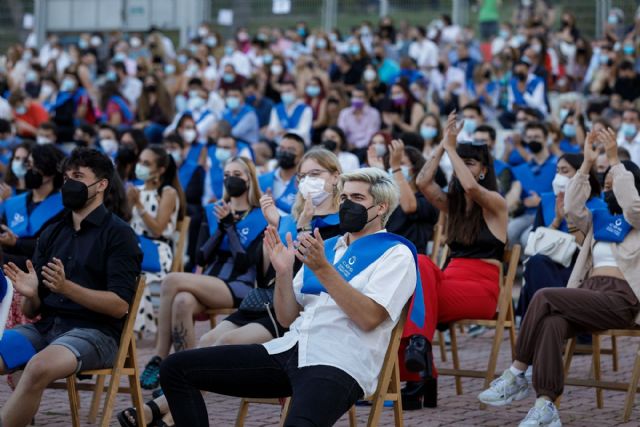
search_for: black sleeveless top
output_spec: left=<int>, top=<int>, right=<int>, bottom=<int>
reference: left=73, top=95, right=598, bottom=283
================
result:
left=449, top=220, right=505, bottom=261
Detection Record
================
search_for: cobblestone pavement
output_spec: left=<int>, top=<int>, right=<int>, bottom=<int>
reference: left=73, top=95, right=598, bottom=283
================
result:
left=2, top=320, right=640, bottom=426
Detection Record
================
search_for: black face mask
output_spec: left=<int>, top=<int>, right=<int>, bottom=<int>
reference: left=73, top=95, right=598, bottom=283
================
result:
left=116, top=146, right=137, bottom=165
left=321, top=139, right=338, bottom=152
left=437, top=63, right=446, bottom=74
left=339, top=199, right=377, bottom=233
left=25, top=169, right=43, bottom=189
left=596, top=172, right=606, bottom=186
left=224, top=176, right=248, bottom=197
left=516, top=72, right=528, bottom=81
left=604, top=190, right=623, bottom=215
left=62, top=178, right=100, bottom=210
left=277, top=151, right=297, bottom=169
left=526, top=140, right=544, bottom=154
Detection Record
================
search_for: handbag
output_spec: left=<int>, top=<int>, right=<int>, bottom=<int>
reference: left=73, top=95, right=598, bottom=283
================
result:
left=524, top=226, right=577, bottom=268
left=239, top=287, right=275, bottom=313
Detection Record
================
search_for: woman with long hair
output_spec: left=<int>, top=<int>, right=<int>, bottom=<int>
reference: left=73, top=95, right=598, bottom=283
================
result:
left=383, top=82, right=425, bottom=138
left=136, top=74, right=175, bottom=143
left=99, top=80, right=134, bottom=127
left=399, top=111, right=508, bottom=409
left=128, top=146, right=186, bottom=335
left=3, top=141, right=33, bottom=195
left=136, top=156, right=267, bottom=393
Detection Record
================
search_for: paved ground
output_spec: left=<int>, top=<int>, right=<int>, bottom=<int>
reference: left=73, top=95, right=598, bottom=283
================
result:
left=2, top=319, right=640, bottom=426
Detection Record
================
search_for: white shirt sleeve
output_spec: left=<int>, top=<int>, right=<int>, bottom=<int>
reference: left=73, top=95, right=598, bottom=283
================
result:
left=292, top=106, right=313, bottom=145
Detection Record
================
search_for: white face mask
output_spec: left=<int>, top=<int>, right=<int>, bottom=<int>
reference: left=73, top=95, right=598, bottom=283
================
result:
left=182, top=128, right=197, bottom=143
left=169, top=149, right=182, bottom=165
left=552, top=173, right=571, bottom=196
left=374, top=143, right=387, bottom=157
left=11, top=160, right=27, bottom=179
left=299, top=177, right=330, bottom=206
left=36, top=136, right=53, bottom=145
left=135, top=163, right=152, bottom=182
left=215, top=147, right=233, bottom=163
left=100, top=138, right=119, bottom=155
left=187, top=96, right=205, bottom=111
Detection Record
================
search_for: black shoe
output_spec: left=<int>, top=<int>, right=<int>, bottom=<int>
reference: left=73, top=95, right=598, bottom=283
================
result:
left=401, top=381, right=424, bottom=410
left=404, top=335, right=433, bottom=378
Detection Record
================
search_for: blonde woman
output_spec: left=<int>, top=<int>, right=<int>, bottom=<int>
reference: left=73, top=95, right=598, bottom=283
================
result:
left=137, top=156, right=267, bottom=394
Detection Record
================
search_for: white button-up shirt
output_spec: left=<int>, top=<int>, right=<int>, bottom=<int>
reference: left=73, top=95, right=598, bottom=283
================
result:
left=262, top=231, right=416, bottom=396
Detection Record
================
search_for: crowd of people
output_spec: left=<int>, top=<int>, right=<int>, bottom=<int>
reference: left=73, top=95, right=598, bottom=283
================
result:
left=1, top=2, right=640, bottom=426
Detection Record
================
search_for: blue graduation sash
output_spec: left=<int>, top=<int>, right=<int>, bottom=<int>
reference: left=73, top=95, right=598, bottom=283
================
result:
left=178, top=160, right=199, bottom=190
left=4, top=192, right=64, bottom=238
left=559, top=139, right=581, bottom=154
left=205, top=206, right=268, bottom=250
left=275, top=103, right=306, bottom=130
left=302, top=232, right=425, bottom=327
left=512, top=157, right=557, bottom=211
left=278, top=212, right=340, bottom=241
left=222, top=105, right=253, bottom=128
left=207, top=146, right=225, bottom=200
left=137, top=235, right=162, bottom=272
left=591, top=208, right=633, bottom=243
left=0, top=330, right=37, bottom=370
left=494, top=159, right=511, bottom=180
left=541, top=194, right=606, bottom=231
left=510, top=76, right=543, bottom=107
left=258, top=171, right=298, bottom=213
left=186, top=143, right=204, bottom=164
left=195, top=109, right=212, bottom=125
left=109, top=95, right=134, bottom=123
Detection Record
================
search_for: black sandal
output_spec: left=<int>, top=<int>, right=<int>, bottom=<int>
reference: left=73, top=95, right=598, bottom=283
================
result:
left=117, top=399, right=163, bottom=427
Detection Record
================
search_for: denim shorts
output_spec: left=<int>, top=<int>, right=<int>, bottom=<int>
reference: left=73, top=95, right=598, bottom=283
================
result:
left=8, top=320, right=118, bottom=373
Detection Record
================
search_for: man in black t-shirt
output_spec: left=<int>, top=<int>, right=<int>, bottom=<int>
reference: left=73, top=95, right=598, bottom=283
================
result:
left=0, top=148, right=141, bottom=427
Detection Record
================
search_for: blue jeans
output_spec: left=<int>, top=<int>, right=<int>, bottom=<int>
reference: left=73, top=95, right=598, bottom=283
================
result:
left=160, top=344, right=363, bottom=427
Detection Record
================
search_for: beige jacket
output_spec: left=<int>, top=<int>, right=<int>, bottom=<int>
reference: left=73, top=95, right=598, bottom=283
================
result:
left=565, top=164, right=640, bottom=324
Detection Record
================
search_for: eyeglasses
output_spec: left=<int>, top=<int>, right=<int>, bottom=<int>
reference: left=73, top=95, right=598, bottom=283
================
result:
left=296, top=169, right=329, bottom=181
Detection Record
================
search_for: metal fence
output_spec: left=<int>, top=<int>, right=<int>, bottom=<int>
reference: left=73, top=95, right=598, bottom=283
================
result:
left=0, top=0, right=35, bottom=53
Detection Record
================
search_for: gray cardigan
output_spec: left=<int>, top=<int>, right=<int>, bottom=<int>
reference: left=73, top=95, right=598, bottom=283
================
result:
left=564, top=163, right=640, bottom=324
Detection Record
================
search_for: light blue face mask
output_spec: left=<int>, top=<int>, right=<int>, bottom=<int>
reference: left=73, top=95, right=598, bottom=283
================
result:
left=559, top=108, right=570, bottom=121
left=105, top=70, right=118, bottom=82
left=215, top=148, right=232, bottom=163
left=621, top=123, right=637, bottom=138
left=562, top=123, right=577, bottom=138
left=164, top=63, right=176, bottom=75
left=281, top=92, right=296, bottom=105
left=624, top=44, right=635, bottom=56
left=462, top=118, right=477, bottom=134
left=225, top=46, right=234, bottom=56
left=305, top=85, right=321, bottom=97
left=226, top=96, right=240, bottom=110
left=420, top=125, right=438, bottom=140
left=349, top=44, right=361, bottom=55
left=61, top=78, right=76, bottom=92
left=222, top=73, right=235, bottom=83
left=135, top=163, right=152, bottom=181
left=11, top=160, right=27, bottom=179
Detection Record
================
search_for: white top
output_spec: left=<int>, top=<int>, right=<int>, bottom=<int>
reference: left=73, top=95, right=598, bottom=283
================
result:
left=593, top=241, right=618, bottom=269
left=408, top=38, right=439, bottom=69
left=267, top=101, right=313, bottom=146
left=131, top=186, right=179, bottom=240
left=617, top=131, right=640, bottom=166
left=338, top=151, right=361, bottom=173
left=262, top=231, right=417, bottom=396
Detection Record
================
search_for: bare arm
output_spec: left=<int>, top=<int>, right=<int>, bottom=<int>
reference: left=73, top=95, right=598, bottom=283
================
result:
left=138, top=187, right=178, bottom=237
left=389, top=139, right=417, bottom=213
left=416, top=145, right=448, bottom=213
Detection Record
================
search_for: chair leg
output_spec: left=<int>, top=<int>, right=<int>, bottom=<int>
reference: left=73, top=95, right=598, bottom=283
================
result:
left=437, top=330, right=447, bottom=362
left=278, top=398, right=291, bottom=427
left=556, top=338, right=576, bottom=409
left=449, top=325, right=462, bottom=395
left=481, top=323, right=505, bottom=410
left=128, top=338, right=146, bottom=427
left=611, top=335, right=619, bottom=372
left=348, top=406, right=357, bottom=427
left=88, top=374, right=106, bottom=423
left=391, top=361, right=404, bottom=427
left=592, top=334, right=603, bottom=409
left=99, top=372, right=121, bottom=427
left=66, top=376, right=81, bottom=427
left=623, top=349, right=640, bottom=422
left=508, top=305, right=517, bottom=361
left=235, top=399, right=250, bottom=427
left=366, top=390, right=386, bottom=427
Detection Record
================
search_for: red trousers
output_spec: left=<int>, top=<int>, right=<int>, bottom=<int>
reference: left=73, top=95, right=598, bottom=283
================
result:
left=399, top=256, right=500, bottom=381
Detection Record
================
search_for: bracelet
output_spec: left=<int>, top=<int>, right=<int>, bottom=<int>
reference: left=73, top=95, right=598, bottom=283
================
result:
left=392, top=168, right=402, bottom=174
left=297, top=226, right=312, bottom=233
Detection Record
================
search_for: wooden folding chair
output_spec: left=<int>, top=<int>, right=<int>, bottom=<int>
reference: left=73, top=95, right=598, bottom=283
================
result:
left=347, top=304, right=409, bottom=427
left=563, top=328, right=640, bottom=422
left=236, top=305, right=410, bottom=427
left=438, top=245, right=520, bottom=403
left=47, top=277, right=147, bottom=427
left=171, top=216, right=191, bottom=273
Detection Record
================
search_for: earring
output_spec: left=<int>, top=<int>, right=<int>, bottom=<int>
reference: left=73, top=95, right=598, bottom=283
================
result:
left=478, top=173, right=485, bottom=180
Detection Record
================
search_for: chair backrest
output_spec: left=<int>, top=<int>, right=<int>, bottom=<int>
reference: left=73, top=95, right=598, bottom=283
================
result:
left=368, top=303, right=410, bottom=399
left=430, top=212, right=447, bottom=264
left=110, top=277, right=146, bottom=368
left=171, top=216, right=191, bottom=273
left=495, top=245, right=521, bottom=320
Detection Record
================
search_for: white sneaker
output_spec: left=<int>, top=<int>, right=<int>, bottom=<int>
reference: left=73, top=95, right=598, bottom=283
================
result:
left=478, top=369, right=529, bottom=406
left=518, top=397, right=562, bottom=427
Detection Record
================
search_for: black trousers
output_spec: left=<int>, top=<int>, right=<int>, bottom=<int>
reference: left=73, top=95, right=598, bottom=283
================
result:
left=160, top=344, right=364, bottom=427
